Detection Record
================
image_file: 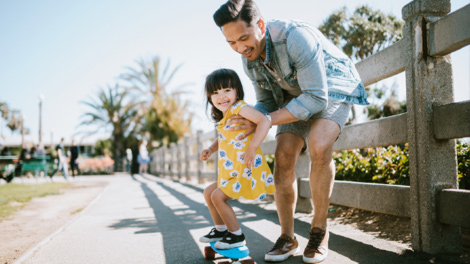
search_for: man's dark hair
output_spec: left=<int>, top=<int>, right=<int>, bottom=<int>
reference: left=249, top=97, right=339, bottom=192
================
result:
left=213, top=0, right=262, bottom=27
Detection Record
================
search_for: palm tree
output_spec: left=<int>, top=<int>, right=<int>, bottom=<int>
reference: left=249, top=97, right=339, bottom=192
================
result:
left=79, top=85, right=143, bottom=171
left=120, top=56, right=193, bottom=146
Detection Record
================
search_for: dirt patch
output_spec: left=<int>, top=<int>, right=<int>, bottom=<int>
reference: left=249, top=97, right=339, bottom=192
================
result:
left=328, top=204, right=411, bottom=244
left=0, top=179, right=108, bottom=264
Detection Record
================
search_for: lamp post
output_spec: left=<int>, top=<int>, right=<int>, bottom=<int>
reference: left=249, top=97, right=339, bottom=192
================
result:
left=50, top=129, right=54, bottom=149
left=38, top=94, right=44, bottom=146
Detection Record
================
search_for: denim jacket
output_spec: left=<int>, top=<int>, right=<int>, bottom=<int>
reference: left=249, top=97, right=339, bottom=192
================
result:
left=242, top=19, right=369, bottom=121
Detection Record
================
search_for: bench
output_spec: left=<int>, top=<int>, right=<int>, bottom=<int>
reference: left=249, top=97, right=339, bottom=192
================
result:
left=20, top=155, right=55, bottom=176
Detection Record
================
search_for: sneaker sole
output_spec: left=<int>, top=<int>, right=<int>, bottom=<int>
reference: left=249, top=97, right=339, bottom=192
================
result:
left=265, top=247, right=300, bottom=262
left=199, top=237, right=223, bottom=243
left=214, top=241, right=246, bottom=250
left=302, top=252, right=328, bottom=263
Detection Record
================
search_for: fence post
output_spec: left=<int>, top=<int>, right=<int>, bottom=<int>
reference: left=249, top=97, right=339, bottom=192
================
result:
left=184, top=135, right=191, bottom=181
left=170, top=143, right=177, bottom=178
left=196, top=130, right=204, bottom=183
left=161, top=147, right=166, bottom=177
left=403, top=0, right=460, bottom=254
left=156, top=148, right=162, bottom=175
left=176, top=142, right=183, bottom=180
left=295, top=152, right=313, bottom=213
left=149, top=149, right=155, bottom=175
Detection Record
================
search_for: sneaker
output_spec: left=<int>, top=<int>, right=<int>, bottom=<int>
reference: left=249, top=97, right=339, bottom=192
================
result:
left=265, top=234, right=299, bottom=262
left=214, top=232, right=246, bottom=249
left=199, top=228, right=228, bottom=243
left=302, top=227, right=328, bottom=263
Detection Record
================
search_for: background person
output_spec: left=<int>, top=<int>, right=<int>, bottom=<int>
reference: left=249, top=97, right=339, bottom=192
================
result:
left=50, top=138, right=68, bottom=180
left=69, top=139, right=81, bottom=177
left=137, top=139, right=150, bottom=175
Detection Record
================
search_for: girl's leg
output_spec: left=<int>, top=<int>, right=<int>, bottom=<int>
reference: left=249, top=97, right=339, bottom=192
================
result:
left=204, top=182, right=224, bottom=225
left=211, top=188, right=239, bottom=232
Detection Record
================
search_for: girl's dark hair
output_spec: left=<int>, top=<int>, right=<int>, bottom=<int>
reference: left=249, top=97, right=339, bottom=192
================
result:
left=213, top=0, right=262, bottom=27
left=205, top=68, right=244, bottom=122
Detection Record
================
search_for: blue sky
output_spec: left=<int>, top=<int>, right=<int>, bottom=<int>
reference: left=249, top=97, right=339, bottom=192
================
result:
left=0, top=0, right=469, bottom=146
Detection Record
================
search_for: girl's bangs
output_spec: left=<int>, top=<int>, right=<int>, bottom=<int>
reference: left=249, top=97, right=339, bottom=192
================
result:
left=206, top=73, right=235, bottom=95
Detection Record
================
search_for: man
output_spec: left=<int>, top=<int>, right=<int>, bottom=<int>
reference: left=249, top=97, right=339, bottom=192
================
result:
left=50, top=137, right=68, bottom=180
left=69, top=140, right=81, bottom=177
left=213, top=1, right=369, bottom=263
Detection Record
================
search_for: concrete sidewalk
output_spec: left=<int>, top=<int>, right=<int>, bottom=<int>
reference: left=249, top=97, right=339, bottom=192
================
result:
left=16, top=174, right=467, bottom=264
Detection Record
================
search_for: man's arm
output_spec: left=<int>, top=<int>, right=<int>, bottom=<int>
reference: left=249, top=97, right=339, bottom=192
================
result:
left=238, top=105, right=271, bottom=169
left=228, top=79, right=278, bottom=139
left=283, top=26, right=328, bottom=120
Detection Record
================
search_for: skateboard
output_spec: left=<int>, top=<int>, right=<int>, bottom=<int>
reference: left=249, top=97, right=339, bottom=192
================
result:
left=204, top=242, right=255, bottom=264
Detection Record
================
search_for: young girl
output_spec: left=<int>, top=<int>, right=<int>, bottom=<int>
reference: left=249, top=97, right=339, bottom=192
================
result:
left=199, top=68, right=275, bottom=249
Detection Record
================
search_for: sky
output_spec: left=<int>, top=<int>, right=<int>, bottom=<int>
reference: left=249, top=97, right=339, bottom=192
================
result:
left=1, top=0, right=469, bottom=146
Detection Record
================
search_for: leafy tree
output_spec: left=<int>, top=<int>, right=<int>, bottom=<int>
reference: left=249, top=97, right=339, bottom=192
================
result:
left=0, top=102, right=22, bottom=133
left=319, top=5, right=404, bottom=121
left=319, top=5, right=403, bottom=61
left=120, top=56, right=193, bottom=147
left=80, top=85, right=142, bottom=171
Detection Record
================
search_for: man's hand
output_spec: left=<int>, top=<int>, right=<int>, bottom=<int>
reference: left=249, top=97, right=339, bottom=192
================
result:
left=227, top=114, right=256, bottom=140
left=200, top=149, right=212, bottom=161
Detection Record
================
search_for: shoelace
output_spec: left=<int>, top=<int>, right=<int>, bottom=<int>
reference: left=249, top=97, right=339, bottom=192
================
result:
left=271, top=237, right=289, bottom=250
left=306, top=230, right=324, bottom=252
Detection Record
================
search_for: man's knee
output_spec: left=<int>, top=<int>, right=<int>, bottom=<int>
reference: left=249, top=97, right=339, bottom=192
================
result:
left=308, top=136, right=335, bottom=162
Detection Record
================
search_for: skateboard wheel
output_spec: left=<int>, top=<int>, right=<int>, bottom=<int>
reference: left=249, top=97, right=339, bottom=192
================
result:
left=241, top=259, right=255, bottom=264
left=204, top=246, right=216, bottom=260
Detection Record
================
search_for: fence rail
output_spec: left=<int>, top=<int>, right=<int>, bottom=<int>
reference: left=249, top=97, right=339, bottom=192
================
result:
left=151, top=0, right=469, bottom=255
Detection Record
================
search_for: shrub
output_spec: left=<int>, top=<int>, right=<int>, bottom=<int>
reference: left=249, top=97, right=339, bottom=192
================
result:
left=333, top=144, right=409, bottom=185
left=457, top=141, right=470, bottom=189
left=78, top=156, right=114, bottom=175
left=334, top=141, right=470, bottom=189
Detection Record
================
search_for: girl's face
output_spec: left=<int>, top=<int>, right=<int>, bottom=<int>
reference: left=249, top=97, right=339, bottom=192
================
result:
left=210, top=87, right=237, bottom=115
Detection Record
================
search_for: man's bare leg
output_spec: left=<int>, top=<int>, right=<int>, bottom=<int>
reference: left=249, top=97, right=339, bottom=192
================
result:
left=307, top=118, right=340, bottom=229
left=302, top=118, right=340, bottom=263
left=274, top=133, right=304, bottom=238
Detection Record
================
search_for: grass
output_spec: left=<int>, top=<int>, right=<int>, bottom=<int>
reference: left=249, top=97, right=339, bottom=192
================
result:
left=0, top=182, right=71, bottom=219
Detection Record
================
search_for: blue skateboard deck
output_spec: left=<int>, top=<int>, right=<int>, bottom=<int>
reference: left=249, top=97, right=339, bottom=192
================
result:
left=209, top=242, right=250, bottom=259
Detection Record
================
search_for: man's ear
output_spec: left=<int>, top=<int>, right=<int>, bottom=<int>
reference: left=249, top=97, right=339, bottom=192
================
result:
left=258, top=18, right=266, bottom=34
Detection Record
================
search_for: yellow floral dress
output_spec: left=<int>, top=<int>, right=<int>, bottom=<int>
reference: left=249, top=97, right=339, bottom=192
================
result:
left=216, top=100, right=275, bottom=200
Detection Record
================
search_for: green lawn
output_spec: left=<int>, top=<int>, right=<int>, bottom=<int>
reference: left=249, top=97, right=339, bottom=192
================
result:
left=0, top=182, right=70, bottom=219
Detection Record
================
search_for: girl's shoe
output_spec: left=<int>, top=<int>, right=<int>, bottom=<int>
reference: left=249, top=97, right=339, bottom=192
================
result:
left=199, top=228, right=228, bottom=243
left=214, top=232, right=246, bottom=249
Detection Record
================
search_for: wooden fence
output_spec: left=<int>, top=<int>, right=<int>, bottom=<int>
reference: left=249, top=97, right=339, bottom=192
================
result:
left=150, top=0, right=470, bottom=255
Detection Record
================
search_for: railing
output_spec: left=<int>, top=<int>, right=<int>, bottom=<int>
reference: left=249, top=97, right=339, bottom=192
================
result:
left=150, top=0, right=470, bottom=255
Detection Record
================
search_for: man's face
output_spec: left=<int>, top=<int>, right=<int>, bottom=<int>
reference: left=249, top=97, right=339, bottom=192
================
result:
left=221, top=19, right=266, bottom=62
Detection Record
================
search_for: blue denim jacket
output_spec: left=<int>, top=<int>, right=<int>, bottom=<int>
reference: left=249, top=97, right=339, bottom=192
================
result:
left=243, top=19, right=369, bottom=121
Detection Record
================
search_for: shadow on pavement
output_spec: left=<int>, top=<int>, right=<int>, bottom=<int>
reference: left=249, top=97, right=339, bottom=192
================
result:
left=109, top=175, right=466, bottom=264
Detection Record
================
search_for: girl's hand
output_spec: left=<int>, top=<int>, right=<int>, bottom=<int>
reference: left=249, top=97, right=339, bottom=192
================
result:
left=227, top=115, right=256, bottom=140
left=241, top=148, right=256, bottom=169
left=200, top=149, right=212, bottom=161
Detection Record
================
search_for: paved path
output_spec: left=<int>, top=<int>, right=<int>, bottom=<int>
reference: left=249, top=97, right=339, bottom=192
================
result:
left=16, top=174, right=466, bottom=264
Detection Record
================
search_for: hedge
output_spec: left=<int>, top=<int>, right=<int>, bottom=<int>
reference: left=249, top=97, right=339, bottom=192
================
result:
left=333, top=141, right=469, bottom=190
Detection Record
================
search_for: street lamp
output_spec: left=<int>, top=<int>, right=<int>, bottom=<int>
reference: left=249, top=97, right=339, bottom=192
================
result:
left=50, top=128, right=54, bottom=149
left=38, top=94, right=44, bottom=146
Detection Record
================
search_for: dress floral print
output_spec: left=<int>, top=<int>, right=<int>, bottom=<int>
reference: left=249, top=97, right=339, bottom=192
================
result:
left=216, top=100, right=275, bottom=200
